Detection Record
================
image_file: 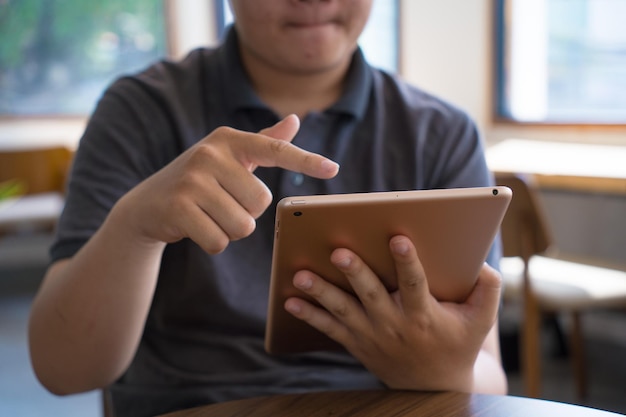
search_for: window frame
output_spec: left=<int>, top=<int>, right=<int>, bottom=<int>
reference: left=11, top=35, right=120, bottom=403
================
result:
left=492, top=0, right=626, bottom=128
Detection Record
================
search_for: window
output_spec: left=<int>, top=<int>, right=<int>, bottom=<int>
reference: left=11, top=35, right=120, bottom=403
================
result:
left=495, top=0, right=626, bottom=124
left=0, top=1, right=167, bottom=116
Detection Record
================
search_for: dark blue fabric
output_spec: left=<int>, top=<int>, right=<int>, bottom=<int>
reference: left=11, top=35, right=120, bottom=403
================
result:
left=52, top=28, right=498, bottom=417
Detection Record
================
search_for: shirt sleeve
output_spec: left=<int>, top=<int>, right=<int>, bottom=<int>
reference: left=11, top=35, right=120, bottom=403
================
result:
left=50, top=76, right=179, bottom=262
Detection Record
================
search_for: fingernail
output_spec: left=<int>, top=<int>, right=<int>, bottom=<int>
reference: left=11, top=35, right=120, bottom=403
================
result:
left=321, top=159, right=339, bottom=173
left=392, top=239, right=410, bottom=255
left=334, top=256, right=351, bottom=269
left=294, top=275, right=313, bottom=290
left=285, top=301, right=301, bottom=314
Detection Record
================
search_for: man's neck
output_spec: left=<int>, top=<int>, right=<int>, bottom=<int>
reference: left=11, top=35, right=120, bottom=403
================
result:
left=240, top=51, right=352, bottom=119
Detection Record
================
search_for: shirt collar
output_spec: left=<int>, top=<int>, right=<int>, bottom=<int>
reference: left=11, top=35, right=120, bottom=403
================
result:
left=327, top=47, right=372, bottom=120
left=217, top=27, right=267, bottom=114
left=217, top=26, right=372, bottom=120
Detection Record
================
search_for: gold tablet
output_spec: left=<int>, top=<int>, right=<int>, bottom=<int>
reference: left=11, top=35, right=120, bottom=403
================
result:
left=265, top=186, right=512, bottom=354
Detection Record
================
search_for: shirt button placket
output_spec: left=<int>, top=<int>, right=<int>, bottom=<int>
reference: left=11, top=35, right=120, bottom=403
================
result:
left=292, top=173, right=304, bottom=186
left=279, top=113, right=327, bottom=196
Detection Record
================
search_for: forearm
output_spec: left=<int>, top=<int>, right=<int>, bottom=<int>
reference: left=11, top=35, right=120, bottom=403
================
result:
left=470, top=325, right=508, bottom=395
left=28, top=203, right=166, bottom=395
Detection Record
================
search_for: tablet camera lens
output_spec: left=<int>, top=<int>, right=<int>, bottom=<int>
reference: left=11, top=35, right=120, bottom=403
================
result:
left=294, top=211, right=302, bottom=217
left=492, top=189, right=498, bottom=196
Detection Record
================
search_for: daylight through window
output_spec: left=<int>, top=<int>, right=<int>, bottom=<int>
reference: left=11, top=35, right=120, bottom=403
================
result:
left=0, top=1, right=167, bottom=116
left=496, top=0, right=626, bottom=124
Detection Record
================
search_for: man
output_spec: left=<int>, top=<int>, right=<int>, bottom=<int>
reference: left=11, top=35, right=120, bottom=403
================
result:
left=29, top=1, right=507, bottom=416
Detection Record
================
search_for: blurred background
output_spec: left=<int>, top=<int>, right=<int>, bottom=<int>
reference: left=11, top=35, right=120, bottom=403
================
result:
left=1, top=1, right=625, bottom=416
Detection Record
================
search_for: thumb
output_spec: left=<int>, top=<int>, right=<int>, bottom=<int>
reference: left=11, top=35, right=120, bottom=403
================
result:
left=259, top=114, right=300, bottom=142
left=464, top=263, right=502, bottom=328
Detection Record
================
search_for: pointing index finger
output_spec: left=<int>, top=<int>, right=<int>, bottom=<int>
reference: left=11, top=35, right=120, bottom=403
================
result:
left=232, top=114, right=339, bottom=179
left=255, top=138, right=340, bottom=179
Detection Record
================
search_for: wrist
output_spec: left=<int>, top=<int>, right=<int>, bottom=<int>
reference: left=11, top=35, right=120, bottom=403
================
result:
left=471, top=350, right=508, bottom=395
left=381, top=359, right=475, bottom=393
left=106, top=193, right=168, bottom=253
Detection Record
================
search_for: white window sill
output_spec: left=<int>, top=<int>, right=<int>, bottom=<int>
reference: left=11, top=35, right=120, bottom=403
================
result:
left=0, top=118, right=85, bottom=151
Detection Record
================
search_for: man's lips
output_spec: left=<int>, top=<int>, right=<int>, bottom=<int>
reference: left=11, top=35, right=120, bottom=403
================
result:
left=286, top=19, right=338, bottom=29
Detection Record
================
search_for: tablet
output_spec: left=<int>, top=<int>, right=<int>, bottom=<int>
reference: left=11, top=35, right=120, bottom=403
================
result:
left=265, top=186, right=512, bottom=354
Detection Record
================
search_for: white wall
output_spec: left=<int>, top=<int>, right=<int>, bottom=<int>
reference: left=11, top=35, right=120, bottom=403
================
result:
left=399, top=0, right=626, bottom=146
left=400, top=0, right=491, bottom=132
left=166, top=0, right=219, bottom=59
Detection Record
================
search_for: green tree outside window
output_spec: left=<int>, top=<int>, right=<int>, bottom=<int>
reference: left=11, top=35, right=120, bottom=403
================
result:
left=0, top=0, right=167, bottom=115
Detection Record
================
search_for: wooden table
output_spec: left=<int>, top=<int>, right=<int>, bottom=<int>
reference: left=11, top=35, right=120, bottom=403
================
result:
left=160, top=390, right=624, bottom=417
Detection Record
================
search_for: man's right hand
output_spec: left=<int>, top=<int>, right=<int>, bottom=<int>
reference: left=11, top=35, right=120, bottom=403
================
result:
left=115, top=114, right=339, bottom=254
left=28, top=115, right=339, bottom=395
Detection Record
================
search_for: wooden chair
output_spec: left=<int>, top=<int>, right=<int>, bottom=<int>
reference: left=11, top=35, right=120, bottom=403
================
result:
left=102, top=388, right=115, bottom=417
left=495, top=172, right=626, bottom=400
left=0, top=146, right=73, bottom=236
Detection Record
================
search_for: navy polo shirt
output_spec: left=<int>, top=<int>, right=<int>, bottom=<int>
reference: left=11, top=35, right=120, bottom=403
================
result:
left=52, top=28, right=498, bottom=417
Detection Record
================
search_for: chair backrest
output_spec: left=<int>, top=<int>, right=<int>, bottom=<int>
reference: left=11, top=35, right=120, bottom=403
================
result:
left=0, top=146, right=73, bottom=195
left=495, top=173, right=553, bottom=260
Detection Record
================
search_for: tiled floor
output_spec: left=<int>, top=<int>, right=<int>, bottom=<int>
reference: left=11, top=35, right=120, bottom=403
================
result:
left=1, top=234, right=625, bottom=416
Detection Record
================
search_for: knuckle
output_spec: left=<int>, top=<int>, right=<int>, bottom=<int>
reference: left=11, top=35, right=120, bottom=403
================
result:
left=173, top=150, right=211, bottom=190
left=257, top=188, right=273, bottom=208
left=401, top=276, right=420, bottom=289
left=205, top=234, right=229, bottom=254
left=411, top=313, right=434, bottom=333
left=379, top=323, right=406, bottom=342
left=210, top=125, right=237, bottom=139
left=166, top=190, right=195, bottom=217
left=176, top=170, right=201, bottom=191
left=312, top=316, right=338, bottom=338
left=330, top=303, right=349, bottom=318
left=229, top=216, right=256, bottom=240
left=191, top=143, right=222, bottom=164
left=362, top=288, right=380, bottom=303
left=320, top=323, right=338, bottom=339
left=297, top=152, right=316, bottom=171
left=166, top=192, right=187, bottom=212
left=268, top=138, right=291, bottom=155
left=248, top=188, right=272, bottom=218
